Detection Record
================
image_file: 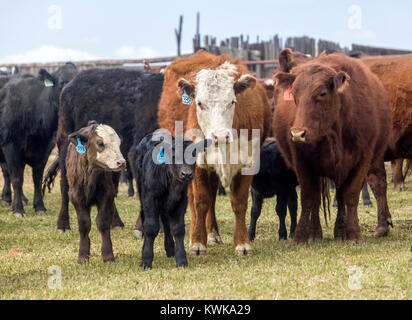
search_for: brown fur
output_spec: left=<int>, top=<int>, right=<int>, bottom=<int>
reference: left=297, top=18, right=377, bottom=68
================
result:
left=361, top=55, right=412, bottom=192
left=157, top=50, right=271, bottom=254
left=66, top=124, right=119, bottom=263
left=273, top=53, right=392, bottom=243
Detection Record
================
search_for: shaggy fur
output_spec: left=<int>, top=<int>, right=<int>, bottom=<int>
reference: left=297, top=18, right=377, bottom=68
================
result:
left=52, top=68, right=163, bottom=231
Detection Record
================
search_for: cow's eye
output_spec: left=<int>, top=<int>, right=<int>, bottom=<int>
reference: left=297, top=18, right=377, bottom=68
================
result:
left=97, top=141, right=105, bottom=148
left=319, top=91, right=327, bottom=97
left=197, top=101, right=205, bottom=110
left=231, top=100, right=236, bottom=105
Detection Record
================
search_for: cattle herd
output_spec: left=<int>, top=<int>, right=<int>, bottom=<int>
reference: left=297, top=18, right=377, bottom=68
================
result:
left=0, top=48, right=411, bottom=268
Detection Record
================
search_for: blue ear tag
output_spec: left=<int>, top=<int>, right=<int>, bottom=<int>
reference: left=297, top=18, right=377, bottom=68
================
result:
left=182, top=90, right=193, bottom=106
left=157, top=147, right=166, bottom=164
left=76, top=138, right=86, bottom=154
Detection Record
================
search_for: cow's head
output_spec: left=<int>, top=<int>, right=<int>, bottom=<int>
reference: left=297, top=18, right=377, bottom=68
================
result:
left=177, top=62, right=256, bottom=145
left=68, top=123, right=126, bottom=172
left=39, top=62, right=78, bottom=92
left=275, top=64, right=350, bottom=144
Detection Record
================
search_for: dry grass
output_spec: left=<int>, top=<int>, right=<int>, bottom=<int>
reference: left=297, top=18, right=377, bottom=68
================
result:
left=0, top=158, right=410, bottom=300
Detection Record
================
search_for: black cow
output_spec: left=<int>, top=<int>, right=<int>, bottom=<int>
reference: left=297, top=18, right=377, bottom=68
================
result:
left=45, top=68, right=163, bottom=231
left=0, top=63, right=77, bottom=217
left=248, top=139, right=298, bottom=241
left=135, top=130, right=210, bottom=269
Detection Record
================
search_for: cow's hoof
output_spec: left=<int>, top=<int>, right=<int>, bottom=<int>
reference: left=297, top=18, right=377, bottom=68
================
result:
left=1, top=200, right=11, bottom=207
left=176, top=260, right=188, bottom=268
left=22, top=198, right=29, bottom=206
left=363, top=202, right=373, bottom=208
left=140, top=261, right=152, bottom=270
left=207, top=230, right=223, bottom=245
left=103, top=255, right=115, bottom=263
left=189, top=243, right=207, bottom=256
left=111, top=225, right=123, bottom=231
left=374, top=226, right=389, bottom=237
left=36, top=210, right=48, bottom=216
left=235, top=243, right=252, bottom=256
left=133, top=229, right=143, bottom=239
left=13, top=212, right=25, bottom=218
left=78, top=256, right=89, bottom=264
left=347, top=239, right=363, bottom=246
left=57, top=226, right=71, bottom=232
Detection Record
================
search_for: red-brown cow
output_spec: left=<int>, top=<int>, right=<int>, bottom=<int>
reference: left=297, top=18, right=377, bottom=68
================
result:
left=158, top=50, right=271, bottom=255
left=273, top=52, right=392, bottom=243
left=361, top=55, right=412, bottom=191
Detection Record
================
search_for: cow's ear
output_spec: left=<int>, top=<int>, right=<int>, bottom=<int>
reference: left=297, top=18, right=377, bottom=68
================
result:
left=333, top=71, right=350, bottom=93
left=279, top=48, right=294, bottom=72
left=274, top=72, right=296, bottom=90
left=68, top=131, right=89, bottom=147
left=234, top=74, right=256, bottom=94
left=178, top=78, right=195, bottom=97
left=39, top=69, right=56, bottom=87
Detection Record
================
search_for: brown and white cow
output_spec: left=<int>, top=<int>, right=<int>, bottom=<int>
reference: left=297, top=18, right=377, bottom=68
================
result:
left=158, top=50, right=271, bottom=255
left=273, top=52, right=392, bottom=243
left=66, top=122, right=126, bottom=263
left=361, top=55, right=412, bottom=191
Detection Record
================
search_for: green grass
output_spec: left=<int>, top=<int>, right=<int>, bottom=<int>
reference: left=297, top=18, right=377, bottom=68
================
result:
left=0, top=158, right=411, bottom=300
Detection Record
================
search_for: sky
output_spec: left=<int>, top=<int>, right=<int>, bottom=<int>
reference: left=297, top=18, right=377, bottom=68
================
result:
left=0, top=0, right=411, bottom=63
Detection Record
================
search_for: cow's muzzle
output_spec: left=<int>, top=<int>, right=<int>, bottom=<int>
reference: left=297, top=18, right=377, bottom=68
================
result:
left=210, top=129, right=233, bottom=145
left=291, top=128, right=308, bottom=143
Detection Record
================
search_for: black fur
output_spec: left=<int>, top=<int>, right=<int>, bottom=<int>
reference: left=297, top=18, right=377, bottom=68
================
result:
left=248, top=140, right=298, bottom=241
left=51, top=68, right=164, bottom=231
left=0, top=63, right=77, bottom=216
left=136, top=131, right=209, bottom=269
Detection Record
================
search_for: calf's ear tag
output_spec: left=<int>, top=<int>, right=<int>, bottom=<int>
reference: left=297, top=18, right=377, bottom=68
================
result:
left=44, top=79, right=54, bottom=87
left=76, top=138, right=86, bottom=154
left=182, top=90, right=193, bottom=106
left=284, top=87, right=294, bottom=101
left=157, top=147, right=166, bottom=164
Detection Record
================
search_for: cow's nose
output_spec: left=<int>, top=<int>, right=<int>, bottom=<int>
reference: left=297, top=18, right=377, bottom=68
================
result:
left=117, top=159, right=126, bottom=168
left=291, top=128, right=307, bottom=143
left=180, top=171, right=193, bottom=180
left=211, top=129, right=232, bottom=145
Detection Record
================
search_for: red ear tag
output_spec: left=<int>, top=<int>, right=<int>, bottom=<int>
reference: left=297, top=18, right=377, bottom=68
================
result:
left=284, top=87, right=294, bottom=101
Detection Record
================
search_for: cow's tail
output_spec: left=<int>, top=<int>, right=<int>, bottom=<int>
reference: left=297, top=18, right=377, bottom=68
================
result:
left=42, top=158, right=60, bottom=196
left=321, top=178, right=331, bottom=226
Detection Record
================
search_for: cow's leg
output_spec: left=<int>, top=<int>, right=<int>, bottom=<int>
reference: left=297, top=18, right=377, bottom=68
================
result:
left=231, top=173, right=253, bottom=256
left=73, top=203, right=91, bottom=263
left=294, top=172, right=321, bottom=244
left=342, top=175, right=364, bottom=244
left=141, top=207, right=160, bottom=269
left=32, top=164, right=48, bottom=215
left=161, top=215, right=175, bottom=258
left=361, top=181, right=372, bottom=207
left=189, top=168, right=210, bottom=256
left=248, top=188, right=263, bottom=242
left=206, top=172, right=222, bottom=245
left=334, top=186, right=347, bottom=240
left=170, top=197, right=188, bottom=268
left=367, top=161, right=393, bottom=237
left=3, top=147, right=25, bottom=217
left=57, top=142, right=71, bottom=231
left=96, top=199, right=115, bottom=263
left=134, top=213, right=143, bottom=239
left=276, top=192, right=289, bottom=240
left=112, top=171, right=120, bottom=197
left=393, top=159, right=404, bottom=191
left=127, top=169, right=134, bottom=197
left=1, top=162, right=12, bottom=206
left=111, top=203, right=125, bottom=229
left=287, top=188, right=298, bottom=239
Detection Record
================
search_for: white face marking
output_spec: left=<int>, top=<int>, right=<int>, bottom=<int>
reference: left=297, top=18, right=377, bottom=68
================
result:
left=95, top=125, right=124, bottom=170
left=194, top=62, right=238, bottom=140
left=264, top=79, right=274, bottom=86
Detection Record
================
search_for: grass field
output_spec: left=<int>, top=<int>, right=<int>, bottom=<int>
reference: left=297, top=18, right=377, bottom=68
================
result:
left=0, top=156, right=410, bottom=300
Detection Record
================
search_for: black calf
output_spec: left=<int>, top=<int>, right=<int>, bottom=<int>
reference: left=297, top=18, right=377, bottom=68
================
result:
left=248, top=140, right=298, bottom=241
left=135, top=130, right=210, bottom=269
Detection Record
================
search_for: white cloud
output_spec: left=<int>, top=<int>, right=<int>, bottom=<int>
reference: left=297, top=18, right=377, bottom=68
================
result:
left=115, top=46, right=166, bottom=59
left=0, top=45, right=100, bottom=64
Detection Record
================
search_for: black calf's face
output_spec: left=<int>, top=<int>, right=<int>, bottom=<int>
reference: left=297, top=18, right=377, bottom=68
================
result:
left=163, top=138, right=212, bottom=183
